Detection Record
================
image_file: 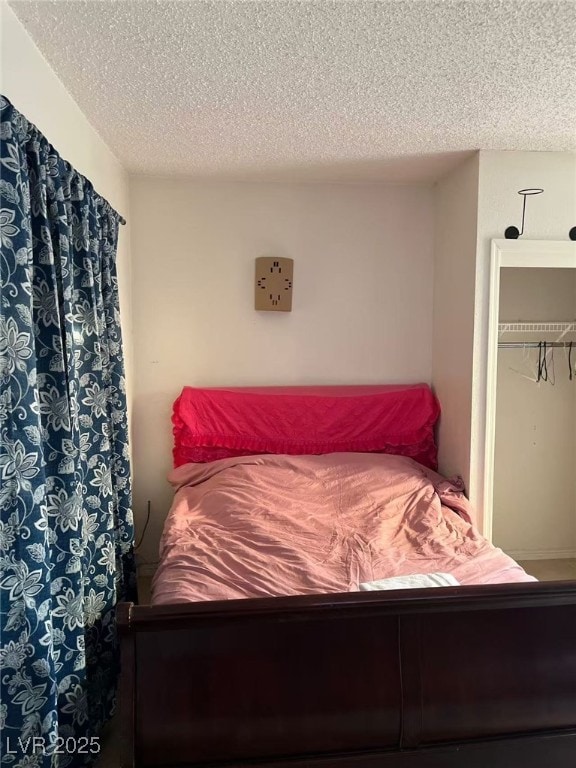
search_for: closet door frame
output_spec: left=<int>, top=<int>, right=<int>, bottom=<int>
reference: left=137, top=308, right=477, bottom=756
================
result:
left=483, top=239, right=576, bottom=543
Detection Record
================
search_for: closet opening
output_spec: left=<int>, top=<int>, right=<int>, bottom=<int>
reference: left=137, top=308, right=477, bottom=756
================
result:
left=483, top=240, right=576, bottom=582
left=493, top=268, right=576, bottom=580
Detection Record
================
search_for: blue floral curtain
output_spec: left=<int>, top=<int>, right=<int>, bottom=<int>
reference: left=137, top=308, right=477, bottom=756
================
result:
left=0, top=96, right=135, bottom=766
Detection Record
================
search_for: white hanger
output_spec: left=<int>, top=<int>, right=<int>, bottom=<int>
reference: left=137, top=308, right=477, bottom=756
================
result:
left=507, top=342, right=540, bottom=383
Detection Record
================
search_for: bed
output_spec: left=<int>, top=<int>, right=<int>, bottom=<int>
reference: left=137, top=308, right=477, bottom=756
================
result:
left=118, top=384, right=576, bottom=767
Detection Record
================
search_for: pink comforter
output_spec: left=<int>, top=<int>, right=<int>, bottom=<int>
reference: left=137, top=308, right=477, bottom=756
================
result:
left=152, top=453, right=535, bottom=604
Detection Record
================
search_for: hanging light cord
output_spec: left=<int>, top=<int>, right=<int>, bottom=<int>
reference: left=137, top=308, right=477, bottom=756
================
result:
left=135, top=500, right=151, bottom=550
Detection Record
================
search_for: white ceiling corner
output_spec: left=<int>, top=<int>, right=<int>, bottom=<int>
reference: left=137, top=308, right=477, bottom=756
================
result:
left=8, top=0, right=576, bottom=183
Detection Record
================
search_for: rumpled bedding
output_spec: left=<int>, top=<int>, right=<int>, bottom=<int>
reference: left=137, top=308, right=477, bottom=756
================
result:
left=152, top=452, right=535, bottom=604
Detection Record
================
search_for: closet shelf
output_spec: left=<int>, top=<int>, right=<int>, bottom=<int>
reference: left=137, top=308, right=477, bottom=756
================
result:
left=498, top=321, right=576, bottom=334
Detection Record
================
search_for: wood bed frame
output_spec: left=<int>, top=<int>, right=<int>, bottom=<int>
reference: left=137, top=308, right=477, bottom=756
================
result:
left=118, top=580, right=576, bottom=767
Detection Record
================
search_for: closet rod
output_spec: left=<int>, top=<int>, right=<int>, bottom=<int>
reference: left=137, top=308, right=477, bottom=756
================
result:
left=498, top=341, right=575, bottom=349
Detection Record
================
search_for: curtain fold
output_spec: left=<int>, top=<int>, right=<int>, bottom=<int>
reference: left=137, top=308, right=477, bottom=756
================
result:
left=0, top=96, right=135, bottom=767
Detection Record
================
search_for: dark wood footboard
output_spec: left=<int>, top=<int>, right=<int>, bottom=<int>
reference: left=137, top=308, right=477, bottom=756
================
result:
left=118, top=581, right=576, bottom=767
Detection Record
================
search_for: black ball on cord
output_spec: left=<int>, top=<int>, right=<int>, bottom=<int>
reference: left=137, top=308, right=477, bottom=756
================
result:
left=505, top=226, right=520, bottom=239
left=569, top=226, right=576, bottom=241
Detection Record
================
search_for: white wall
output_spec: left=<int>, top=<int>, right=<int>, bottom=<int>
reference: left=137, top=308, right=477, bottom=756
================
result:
left=493, top=268, right=576, bottom=558
left=470, top=150, right=576, bottom=530
left=0, top=2, right=133, bottom=407
left=130, top=178, right=434, bottom=566
left=432, top=153, right=479, bottom=486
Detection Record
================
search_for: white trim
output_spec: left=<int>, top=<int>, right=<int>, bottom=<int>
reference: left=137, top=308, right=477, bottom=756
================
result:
left=507, top=549, right=576, bottom=561
left=493, top=238, right=576, bottom=268
left=483, top=239, right=576, bottom=544
left=483, top=242, right=501, bottom=542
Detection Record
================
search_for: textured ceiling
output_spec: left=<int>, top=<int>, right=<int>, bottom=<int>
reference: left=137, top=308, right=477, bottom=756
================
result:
left=8, top=0, right=576, bottom=182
